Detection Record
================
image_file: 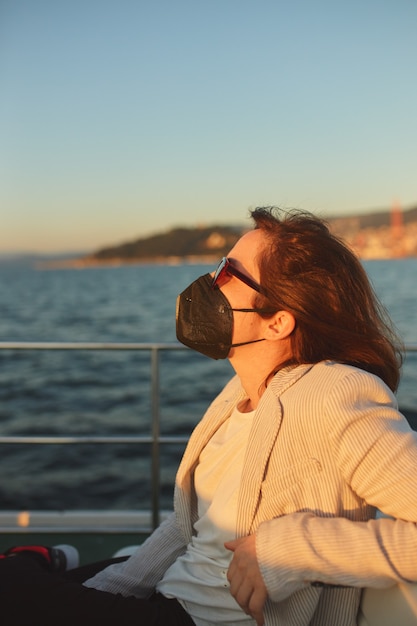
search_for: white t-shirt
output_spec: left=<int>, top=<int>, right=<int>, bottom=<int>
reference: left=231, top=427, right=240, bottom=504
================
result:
left=157, top=402, right=256, bottom=626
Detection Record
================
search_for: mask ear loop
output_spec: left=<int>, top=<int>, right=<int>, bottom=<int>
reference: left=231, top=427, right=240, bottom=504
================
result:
left=230, top=307, right=278, bottom=314
left=230, top=338, right=266, bottom=349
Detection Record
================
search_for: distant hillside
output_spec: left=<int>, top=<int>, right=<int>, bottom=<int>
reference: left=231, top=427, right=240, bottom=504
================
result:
left=84, top=224, right=244, bottom=264
left=64, top=204, right=417, bottom=267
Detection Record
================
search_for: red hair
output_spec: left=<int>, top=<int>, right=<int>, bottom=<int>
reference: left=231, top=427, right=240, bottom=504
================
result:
left=251, top=207, right=403, bottom=392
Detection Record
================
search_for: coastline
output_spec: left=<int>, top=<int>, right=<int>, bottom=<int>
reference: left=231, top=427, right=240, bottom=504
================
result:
left=35, top=254, right=220, bottom=270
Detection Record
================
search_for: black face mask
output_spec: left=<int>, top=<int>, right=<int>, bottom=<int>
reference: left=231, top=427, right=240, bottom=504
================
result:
left=176, top=273, right=267, bottom=360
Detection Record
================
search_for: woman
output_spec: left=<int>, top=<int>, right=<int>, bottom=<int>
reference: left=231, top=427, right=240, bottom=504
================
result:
left=1, top=207, right=416, bottom=626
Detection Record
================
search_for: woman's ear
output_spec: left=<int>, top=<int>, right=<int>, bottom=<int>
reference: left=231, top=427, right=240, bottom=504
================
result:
left=264, top=310, right=295, bottom=341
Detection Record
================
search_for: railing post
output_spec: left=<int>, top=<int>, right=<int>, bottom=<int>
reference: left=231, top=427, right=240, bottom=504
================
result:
left=150, top=346, right=160, bottom=530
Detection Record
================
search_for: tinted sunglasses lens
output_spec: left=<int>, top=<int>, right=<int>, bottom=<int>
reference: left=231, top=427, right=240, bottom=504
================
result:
left=211, top=258, right=229, bottom=288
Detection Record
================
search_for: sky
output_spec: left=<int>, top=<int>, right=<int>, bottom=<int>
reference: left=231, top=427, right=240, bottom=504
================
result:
left=1, top=0, right=416, bottom=254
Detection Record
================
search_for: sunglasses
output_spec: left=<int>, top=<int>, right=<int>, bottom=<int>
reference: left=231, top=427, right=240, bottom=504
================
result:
left=211, top=257, right=264, bottom=294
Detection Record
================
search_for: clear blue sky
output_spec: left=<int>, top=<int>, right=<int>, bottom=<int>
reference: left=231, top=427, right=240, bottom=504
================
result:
left=1, top=0, right=416, bottom=253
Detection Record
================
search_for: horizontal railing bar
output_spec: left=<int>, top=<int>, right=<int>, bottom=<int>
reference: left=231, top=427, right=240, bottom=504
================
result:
left=0, top=342, right=187, bottom=350
left=0, top=523, right=167, bottom=534
left=0, top=510, right=173, bottom=534
left=0, top=436, right=189, bottom=444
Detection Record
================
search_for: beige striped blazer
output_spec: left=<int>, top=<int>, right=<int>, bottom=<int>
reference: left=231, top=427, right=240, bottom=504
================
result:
left=86, top=361, right=417, bottom=626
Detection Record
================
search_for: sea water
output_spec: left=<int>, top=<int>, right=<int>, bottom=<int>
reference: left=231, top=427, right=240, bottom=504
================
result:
left=0, top=259, right=416, bottom=511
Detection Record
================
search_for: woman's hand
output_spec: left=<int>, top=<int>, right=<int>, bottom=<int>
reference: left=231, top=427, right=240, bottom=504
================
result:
left=225, top=535, right=267, bottom=626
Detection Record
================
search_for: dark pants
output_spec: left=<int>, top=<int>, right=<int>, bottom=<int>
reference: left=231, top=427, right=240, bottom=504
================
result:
left=0, top=555, right=196, bottom=626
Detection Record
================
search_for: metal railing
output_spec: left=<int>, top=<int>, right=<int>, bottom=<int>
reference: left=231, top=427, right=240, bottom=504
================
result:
left=1, top=341, right=417, bottom=533
left=0, top=342, right=191, bottom=531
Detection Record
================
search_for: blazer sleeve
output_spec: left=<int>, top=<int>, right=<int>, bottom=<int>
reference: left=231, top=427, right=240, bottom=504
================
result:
left=256, top=369, right=417, bottom=602
left=83, top=512, right=187, bottom=597
left=325, top=368, right=417, bottom=520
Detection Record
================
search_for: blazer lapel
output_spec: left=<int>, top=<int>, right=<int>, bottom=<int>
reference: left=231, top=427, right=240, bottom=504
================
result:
left=236, top=393, right=282, bottom=536
left=236, top=364, right=314, bottom=536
